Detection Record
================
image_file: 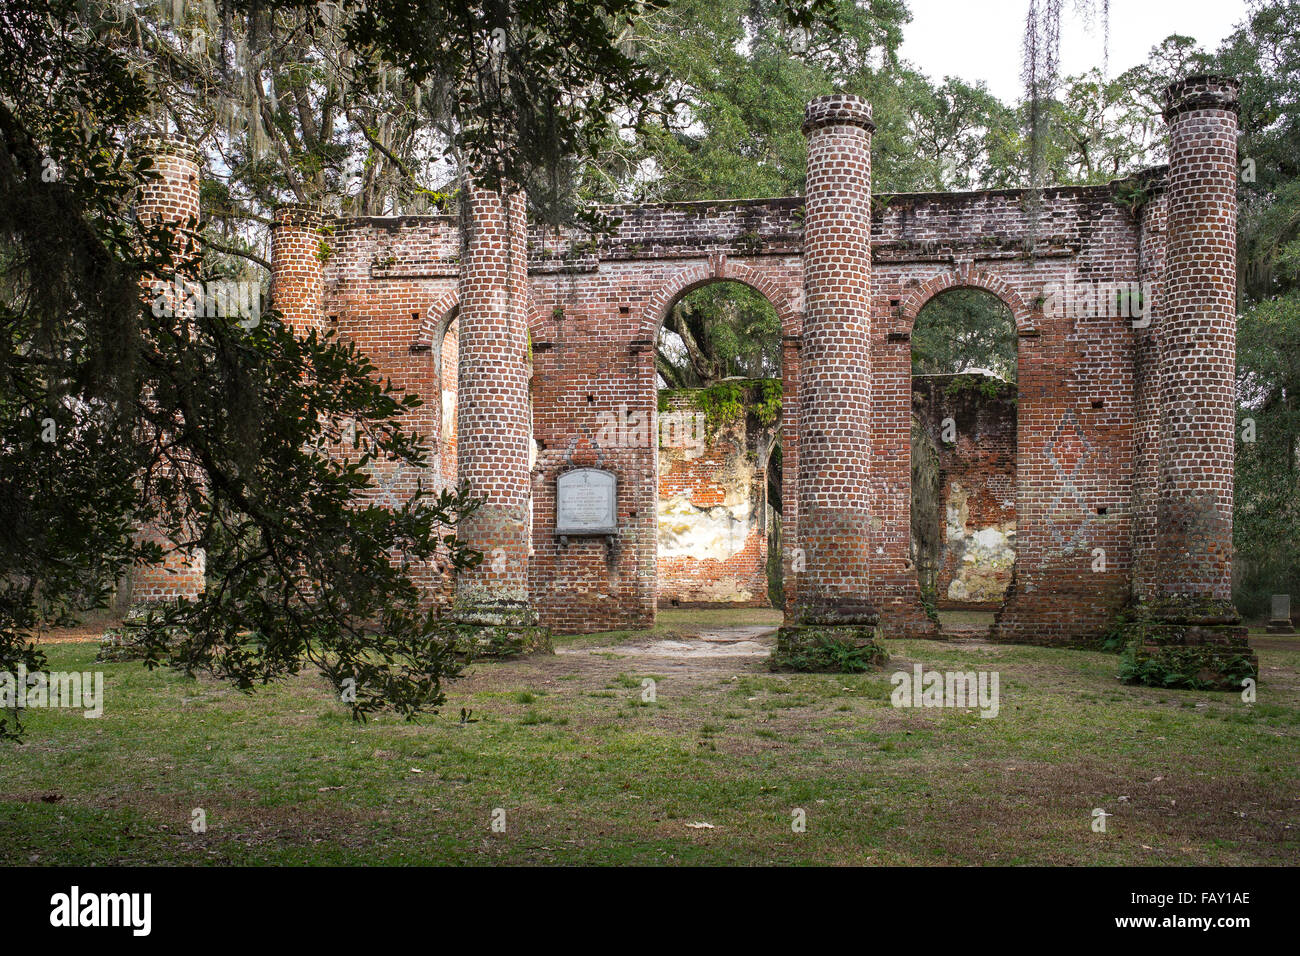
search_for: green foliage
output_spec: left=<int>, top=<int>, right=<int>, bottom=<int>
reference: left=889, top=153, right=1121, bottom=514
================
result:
left=691, top=381, right=745, bottom=436
left=1112, top=178, right=1151, bottom=215
left=1221, top=1, right=1300, bottom=616
left=769, top=628, right=888, bottom=673
left=1, top=0, right=488, bottom=738
left=912, top=288, right=1018, bottom=382
left=1100, top=607, right=1136, bottom=653
left=663, top=379, right=783, bottom=440
left=942, top=373, right=1014, bottom=401
left=918, top=590, right=939, bottom=625
left=656, top=281, right=782, bottom=388
left=1234, top=292, right=1300, bottom=619
left=1118, top=642, right=1257, bottom=692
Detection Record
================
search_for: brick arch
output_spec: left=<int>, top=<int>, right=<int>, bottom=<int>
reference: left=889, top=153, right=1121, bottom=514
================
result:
left=421, top=287, right=546, bottom=381
left=525, top=303, right=550, bottom=340
left=418, top=288, right=459, bottom=346
left=639, top=255, right=801, bottom=341
left=900, top=266, right=1036, bottom=334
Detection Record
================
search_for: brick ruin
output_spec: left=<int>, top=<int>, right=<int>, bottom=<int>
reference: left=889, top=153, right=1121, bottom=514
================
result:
left=129, top=76, right=1258, bottom=679
left=911, top=373, right=1017, bottom=610
left=656, top=386, right=777, bottom=608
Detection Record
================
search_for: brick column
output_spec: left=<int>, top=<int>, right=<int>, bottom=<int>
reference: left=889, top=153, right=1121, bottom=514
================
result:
left=270, top=205, right=326, bottom=335
left=773, top=95, right=886, bottom=671
left=1125, top=76, right=1256, bottom=688
left=125, top=137, right=206, bottom=610
left=451, top=182, right=549, bottom=655
left=1131, top=181, right=1167, bottom=601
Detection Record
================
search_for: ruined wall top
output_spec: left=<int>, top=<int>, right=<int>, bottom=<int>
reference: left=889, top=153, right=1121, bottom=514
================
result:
left=1164, top=74, right=1240, bottom=119
left=802, top=94, right=875, bottom=135
left=316, top=172, right=1161, bottom=282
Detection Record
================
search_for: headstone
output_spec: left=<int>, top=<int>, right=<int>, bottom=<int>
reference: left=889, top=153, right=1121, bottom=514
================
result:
left=1267, top=593, right=1295, bottom=634
left=556, top=468, right=617, bottom=537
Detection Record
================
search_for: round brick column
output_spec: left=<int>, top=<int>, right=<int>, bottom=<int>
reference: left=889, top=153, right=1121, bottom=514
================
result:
left=773, top=95, right=886, bottom=671
left=452, top=182, right=549, bottom=654
left=270, top=205, right=326, bottom=335
left=1156, top=77, right=1239, bottom=605
left=130, top=137, right=206, bottom=607
left=793, top=95, right=877, bottom=623
left=1122, top=76, right=1255, bottom=689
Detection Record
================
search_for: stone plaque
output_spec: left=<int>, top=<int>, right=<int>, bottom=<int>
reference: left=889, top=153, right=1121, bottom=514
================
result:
left=556, top=468, right=617, bottom=536
left=1271, top=593, right=1291, bottom=621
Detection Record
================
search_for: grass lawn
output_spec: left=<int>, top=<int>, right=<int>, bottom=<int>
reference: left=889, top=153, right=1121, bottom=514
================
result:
left=2, top=609, right=1296, bottom=865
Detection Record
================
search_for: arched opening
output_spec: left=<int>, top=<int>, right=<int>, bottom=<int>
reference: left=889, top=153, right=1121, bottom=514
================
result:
left=654, top=280, right=783, bottom=608
left=910, top=287, right=1018, bottom=636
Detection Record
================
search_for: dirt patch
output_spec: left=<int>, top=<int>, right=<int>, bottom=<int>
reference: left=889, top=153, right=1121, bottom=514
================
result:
left=560, top=624, right=777, bottom=660
left=31, top=623, right=115, bottom=644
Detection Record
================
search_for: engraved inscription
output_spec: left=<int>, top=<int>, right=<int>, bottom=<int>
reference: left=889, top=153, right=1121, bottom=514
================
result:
left=556, top=468, right=617, bottom=535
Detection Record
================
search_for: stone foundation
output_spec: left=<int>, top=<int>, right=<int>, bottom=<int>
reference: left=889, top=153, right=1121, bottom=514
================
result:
left=450, top=600, right=553, bottom=659
left=1119, top=598, right=1258, bottom=691
left=771, top=623, right=888, bottom=673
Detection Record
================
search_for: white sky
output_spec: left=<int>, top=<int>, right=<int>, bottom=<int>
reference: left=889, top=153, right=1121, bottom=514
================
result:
left=898, top=0, right=1252, bottom=102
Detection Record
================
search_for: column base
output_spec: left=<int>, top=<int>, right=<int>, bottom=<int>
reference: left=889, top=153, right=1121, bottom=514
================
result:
left=450, top=600, right=553, bottom=659
left=1118, top=598, right=1258, bottom=691
left=772, top=604, right=887, bottom=672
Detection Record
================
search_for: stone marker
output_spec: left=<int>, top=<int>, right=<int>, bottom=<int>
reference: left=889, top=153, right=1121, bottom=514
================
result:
left=1266, top=594, right=1295, bottom=634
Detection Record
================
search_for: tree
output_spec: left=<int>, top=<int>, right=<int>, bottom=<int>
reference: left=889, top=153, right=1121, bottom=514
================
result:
left=656, top=283, right=782, bottom=389
left=1212, top=0, right=1300, bottom=616
left=629, top=0, right=912, bottom=385
left=911, top=289, right=1018, bottom=382
left=9, top=0, right=796, bottom=737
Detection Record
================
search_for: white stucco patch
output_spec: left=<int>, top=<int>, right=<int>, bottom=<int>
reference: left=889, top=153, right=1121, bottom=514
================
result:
left=944, top=481, right=1016, bottom=602
left=657, top=496, right=751, bottom=561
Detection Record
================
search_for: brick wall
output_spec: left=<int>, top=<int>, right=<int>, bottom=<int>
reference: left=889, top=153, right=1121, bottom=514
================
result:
left=656, top=389, right=774, bottom=608
left=911, top=374, right=1017, bottom=609
left=250, top=79, right=1242, bottom=644
left=310, top=180, right=1165, bottom=639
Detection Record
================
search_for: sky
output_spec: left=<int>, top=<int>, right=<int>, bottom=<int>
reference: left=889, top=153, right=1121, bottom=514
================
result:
left=898, top=0, right=1253, bottom=102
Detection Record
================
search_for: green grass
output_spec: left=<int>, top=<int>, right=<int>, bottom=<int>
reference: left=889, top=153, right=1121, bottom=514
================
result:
left=2, top=613, right=1296, bottom=866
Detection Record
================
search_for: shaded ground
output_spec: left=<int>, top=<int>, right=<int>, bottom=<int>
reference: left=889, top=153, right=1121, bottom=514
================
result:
left=3, top=609, right=1296, bottom=866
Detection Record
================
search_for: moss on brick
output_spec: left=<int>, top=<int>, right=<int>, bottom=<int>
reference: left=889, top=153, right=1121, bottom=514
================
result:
left=770, top=625, right=888, bottom=673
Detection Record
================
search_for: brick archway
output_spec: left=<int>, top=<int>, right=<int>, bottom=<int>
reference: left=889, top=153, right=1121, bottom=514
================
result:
left=902, top=270, right=1022, bottom=627
left=419, top=289, right=460, bottom=383
left=641, top=256, right=802, bottom=619
left=900, top=266, right=1036, bottom=334
left=639, top=256, right=802, bottom=341
left=421, top=288, right=544, bottom=375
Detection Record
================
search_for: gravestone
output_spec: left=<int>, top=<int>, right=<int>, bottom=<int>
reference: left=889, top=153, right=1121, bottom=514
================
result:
left=556, top=468, right=617, bottom=538
left=1266, top=594, right=1295, bottom=634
